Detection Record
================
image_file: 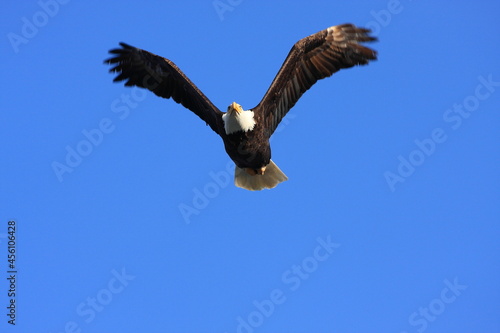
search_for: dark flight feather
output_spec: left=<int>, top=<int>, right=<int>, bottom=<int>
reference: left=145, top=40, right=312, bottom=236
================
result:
left=253, top=24, right=377, bottom=136
left=105, top=43, right=223, bottom=134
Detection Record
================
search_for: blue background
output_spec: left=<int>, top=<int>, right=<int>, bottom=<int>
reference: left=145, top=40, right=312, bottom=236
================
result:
left=1, top=1, right=499, bottom=332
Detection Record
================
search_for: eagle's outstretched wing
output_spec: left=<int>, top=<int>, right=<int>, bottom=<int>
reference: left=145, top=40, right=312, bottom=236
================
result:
left=253, top=24, right=377, bottom=136
left=105, top=43, right=223, bottom=134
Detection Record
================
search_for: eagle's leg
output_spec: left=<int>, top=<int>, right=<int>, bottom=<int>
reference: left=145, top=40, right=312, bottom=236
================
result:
left=245, top=166, right=266, bottom=176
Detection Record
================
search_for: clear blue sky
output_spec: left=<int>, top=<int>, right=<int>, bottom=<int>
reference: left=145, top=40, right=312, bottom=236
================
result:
left=1, top=1, right=499, bottom=332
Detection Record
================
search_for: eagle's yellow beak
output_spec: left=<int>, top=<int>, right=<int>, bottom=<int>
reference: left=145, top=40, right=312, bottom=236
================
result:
left=230, top=102, right=243, bottom=113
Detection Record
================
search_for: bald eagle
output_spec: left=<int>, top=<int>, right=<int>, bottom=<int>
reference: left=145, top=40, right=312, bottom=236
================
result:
left=105, top=24, right=377, bottom=191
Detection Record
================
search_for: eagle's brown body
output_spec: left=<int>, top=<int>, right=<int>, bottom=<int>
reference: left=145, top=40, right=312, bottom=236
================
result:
left=105, top=24, right=377, bottom=190
left=222, top=112, right=271, bottom=175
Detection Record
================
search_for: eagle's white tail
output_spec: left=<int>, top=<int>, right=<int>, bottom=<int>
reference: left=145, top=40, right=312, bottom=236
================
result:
left=234, top=160, right=288, bottom=191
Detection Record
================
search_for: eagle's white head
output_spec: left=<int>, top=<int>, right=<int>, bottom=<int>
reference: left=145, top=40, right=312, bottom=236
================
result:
left=222, top=102, right=256, bottom=135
